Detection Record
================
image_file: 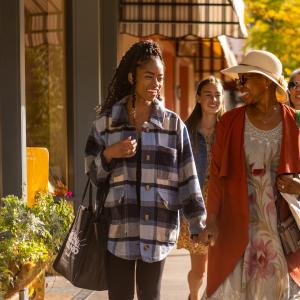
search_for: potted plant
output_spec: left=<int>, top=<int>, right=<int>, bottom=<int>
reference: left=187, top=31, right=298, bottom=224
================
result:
left=0, top=193, right=73, bottom=298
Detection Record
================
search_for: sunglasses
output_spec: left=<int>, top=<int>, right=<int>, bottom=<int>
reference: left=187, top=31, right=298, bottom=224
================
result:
left=235, top=75, right=249, bottom=87
left=288, top=81, right=300, bottom=90
left=235, top=75, right=257, bottom=86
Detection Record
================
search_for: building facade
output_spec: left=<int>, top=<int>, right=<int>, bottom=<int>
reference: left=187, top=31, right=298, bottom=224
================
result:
left=0, top=0, right=247, bottom=205
left=0, top=0, right=119, bottom=203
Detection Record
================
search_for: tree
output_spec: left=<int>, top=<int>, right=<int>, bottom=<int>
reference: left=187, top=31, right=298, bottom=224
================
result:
left=245, top=0, right=300, bottom=76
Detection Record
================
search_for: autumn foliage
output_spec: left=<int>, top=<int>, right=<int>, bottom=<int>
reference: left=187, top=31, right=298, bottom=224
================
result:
left=245, top=0, right=300, bottom=76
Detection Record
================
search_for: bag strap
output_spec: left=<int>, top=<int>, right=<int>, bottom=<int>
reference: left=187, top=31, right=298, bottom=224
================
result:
left=296, top=110, right=300, bottom=128
left=81, top=177, right=93, bottom=209
left=82, top=176, right=110, bottom=214
left=96, top=176, right=110, bottom=214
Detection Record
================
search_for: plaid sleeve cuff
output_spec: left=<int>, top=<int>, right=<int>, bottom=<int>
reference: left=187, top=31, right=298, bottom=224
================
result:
left=99, top=151, right=115, bottom=172
left=188, top=215, right=206, bottom=235
left=93, top=151, right=114, bottom=179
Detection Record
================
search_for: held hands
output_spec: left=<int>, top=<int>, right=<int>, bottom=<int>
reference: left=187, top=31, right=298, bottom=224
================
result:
left=203, top=215, right=219, bottom=246
left=191, top=215, right=219, bottom=246
left=103, top=136, right=137, bottom=163
left=277, top=174, right=300, bottom=195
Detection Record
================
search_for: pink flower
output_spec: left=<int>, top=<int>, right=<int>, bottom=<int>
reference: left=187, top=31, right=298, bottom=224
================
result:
left=266, top=201, right=276, bottom=217
left=247, top=239, right=277, bottom=280
left=65, top=191, right=73, bottom=198
left=265, top=190, right=276, bottom=217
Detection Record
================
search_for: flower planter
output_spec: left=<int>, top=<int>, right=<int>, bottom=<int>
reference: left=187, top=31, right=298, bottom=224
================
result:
left=5, top=262, right=45, bottom=300
left=0, top=194, right=74, bottom=299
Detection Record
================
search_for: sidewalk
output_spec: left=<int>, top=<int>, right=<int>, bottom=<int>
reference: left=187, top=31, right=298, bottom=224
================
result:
left=45, top=249, right=196, bottom=300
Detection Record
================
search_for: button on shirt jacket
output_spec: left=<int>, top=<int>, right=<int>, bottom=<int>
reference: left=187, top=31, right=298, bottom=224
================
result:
left=85, top=97, right=206, bottom=263
left=207, top=104, right=300, bottom=296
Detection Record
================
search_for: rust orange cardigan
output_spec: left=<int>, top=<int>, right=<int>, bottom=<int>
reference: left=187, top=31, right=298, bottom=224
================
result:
left=207, top=104, right=300, bottom=296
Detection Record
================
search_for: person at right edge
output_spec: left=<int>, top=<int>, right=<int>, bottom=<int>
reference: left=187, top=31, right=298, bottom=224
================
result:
left=203, top=50, right=300, bottom=299
left=288, top=68, right=300, bottom=110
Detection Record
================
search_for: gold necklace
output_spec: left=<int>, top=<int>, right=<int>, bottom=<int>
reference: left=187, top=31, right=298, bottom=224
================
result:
left=254, top=105, right=279, bottom=124
left=251, top=104, right=278, bottom=124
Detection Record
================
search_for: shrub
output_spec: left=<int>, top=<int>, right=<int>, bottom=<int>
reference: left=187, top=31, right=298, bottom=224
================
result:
left=0, top=194, right=74, bottom=297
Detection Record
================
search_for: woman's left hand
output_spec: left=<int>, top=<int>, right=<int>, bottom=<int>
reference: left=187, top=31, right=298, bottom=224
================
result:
left=277, top=175, right=300, bottom=195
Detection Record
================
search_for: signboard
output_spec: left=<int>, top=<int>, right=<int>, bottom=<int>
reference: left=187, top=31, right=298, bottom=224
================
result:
left=26, top=147, right=49, bottom=207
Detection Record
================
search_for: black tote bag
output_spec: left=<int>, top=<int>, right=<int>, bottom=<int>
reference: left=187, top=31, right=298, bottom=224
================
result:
left=53, top=177, right=109, bottom=291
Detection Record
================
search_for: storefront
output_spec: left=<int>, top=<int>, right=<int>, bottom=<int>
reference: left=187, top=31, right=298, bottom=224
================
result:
left=119, top=0, right=248, bottom=118
left=0, top=0, right=247, bottom=205
left=0, top=0, right=119, bottom=203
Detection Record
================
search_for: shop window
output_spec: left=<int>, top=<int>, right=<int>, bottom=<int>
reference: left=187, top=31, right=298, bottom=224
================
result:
left=24, top=0, right=68, bottom=196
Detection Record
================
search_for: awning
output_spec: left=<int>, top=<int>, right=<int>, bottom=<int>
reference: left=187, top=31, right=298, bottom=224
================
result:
left=119, top=0, right=248, bottom=39
left=217, top=35, right=237, bottom=67
left=176, top=37, right=236, bottom=80
left=24, top=0, right=64, bottom=47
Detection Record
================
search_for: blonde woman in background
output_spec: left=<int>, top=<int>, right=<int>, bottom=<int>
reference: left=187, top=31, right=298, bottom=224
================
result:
left=177, top=76, right=225, bottom=300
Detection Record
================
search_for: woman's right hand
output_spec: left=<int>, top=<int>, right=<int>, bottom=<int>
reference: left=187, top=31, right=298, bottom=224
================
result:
left=277, top=174, right=300, bottom=195
left=203, top=214, right=219, bottom=246
left=103, top=136, right=137, bottom=163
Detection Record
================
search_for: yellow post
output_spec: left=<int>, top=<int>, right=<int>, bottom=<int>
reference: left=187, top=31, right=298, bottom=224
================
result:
left=26, top=147, right=49, bottom=207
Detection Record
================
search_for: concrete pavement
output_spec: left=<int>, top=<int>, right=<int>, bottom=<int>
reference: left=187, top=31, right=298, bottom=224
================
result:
left=45, top=249, right=194, bottom=300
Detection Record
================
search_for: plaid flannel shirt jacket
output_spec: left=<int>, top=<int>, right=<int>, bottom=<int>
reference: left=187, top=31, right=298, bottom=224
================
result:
left=85, top=97, right=206, bottom=262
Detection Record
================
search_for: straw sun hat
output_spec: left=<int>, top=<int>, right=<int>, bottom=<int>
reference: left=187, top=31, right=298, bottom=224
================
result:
left=221, top=50, right=288, bottom=102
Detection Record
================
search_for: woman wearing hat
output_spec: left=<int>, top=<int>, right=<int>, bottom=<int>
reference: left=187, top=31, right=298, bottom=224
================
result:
left=203, top=50, right=300, bottom=299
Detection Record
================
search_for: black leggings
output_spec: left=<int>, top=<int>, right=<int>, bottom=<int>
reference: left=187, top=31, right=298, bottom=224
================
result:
left=106, top=251, right=166, bottom=300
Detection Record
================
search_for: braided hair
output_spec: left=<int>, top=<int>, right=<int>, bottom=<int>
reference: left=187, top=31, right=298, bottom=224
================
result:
left=97, top=40, right=164, bottom=116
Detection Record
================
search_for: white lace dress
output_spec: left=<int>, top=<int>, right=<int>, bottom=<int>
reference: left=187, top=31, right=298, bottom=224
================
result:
left=207, top=114, right=300, bottom=300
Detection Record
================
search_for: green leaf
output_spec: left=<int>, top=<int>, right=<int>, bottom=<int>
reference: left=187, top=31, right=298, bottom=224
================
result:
left=0, top=193, right=74, bottom=295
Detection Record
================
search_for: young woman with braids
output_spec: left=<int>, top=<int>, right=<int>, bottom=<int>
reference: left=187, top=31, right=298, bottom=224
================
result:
left=177, top=76, right=225, bottom=300
left=84, top=40, right=206, bottom=300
